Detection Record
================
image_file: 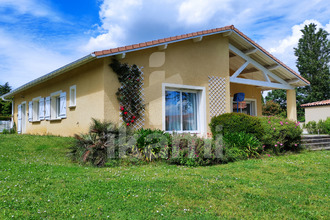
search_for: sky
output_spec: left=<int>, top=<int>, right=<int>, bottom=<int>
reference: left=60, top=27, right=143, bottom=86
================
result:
left=0, top=0, right=329, bottom=89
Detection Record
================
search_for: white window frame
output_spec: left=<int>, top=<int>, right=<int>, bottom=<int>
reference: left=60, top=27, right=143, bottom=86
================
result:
left=50, top=91, right=62, bottom=120
left=230, top=97, right=257, bottom=116
left=162, top=83, right=206, bottom=135
left=31, top=96, right=41, bottom=122
left=69, top=85, right=76, bottom=108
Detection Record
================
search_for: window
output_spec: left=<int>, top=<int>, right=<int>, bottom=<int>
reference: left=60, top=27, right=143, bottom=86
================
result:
left=163, top=83, right=206, bottom=134
left=29, top=97, right=44, bottom=122
left=69, top=85, right=76, bottom=107
left=49, top=91, right=66, bottom=120
left=32, top=99, right=39, bottom=121
left=231, top=98, right=256, bottom=116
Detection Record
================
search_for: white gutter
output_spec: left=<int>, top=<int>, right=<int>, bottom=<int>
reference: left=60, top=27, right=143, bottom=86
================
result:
left=1, top=54, right=96, bottom=99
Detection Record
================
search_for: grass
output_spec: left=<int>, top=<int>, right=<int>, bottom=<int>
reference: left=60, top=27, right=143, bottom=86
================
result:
left=0, top=134, right=329, bottom=219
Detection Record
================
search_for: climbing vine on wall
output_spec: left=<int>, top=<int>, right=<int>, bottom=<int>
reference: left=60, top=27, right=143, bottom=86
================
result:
left=109, top=59, right=144, bottom=127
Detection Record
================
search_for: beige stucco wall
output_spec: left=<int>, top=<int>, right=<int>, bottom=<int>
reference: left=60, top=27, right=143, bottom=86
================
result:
left=104, top=34, right=230, bottom=135
left=230, top=83, right=262, bottom=116
left=12, top=33, right=269, bottom=136
left=13, top=59, right=106, bottom=136
left=305, top=105, right=330, bottom=123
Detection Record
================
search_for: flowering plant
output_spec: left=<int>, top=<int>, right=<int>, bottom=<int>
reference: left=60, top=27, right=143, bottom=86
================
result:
left=110, top=59, right=144, bottom=126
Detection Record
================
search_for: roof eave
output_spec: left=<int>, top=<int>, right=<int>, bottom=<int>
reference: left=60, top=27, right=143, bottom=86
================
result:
left=94, top=29, right=233, bottom=59
left=2, top=54, right=96, bottom=99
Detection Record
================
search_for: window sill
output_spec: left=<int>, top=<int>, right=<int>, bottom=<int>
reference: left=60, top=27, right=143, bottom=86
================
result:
left=49, top=118, right=62, bottom=121
left=69, top=105, right=76, bottom=109
left=31, top=120, right=41, bottom=123
left=165, top=130, right=200, bottom=134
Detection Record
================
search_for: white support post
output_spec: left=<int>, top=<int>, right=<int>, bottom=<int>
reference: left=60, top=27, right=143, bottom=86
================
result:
left=231, top=61, right=249, bottom=79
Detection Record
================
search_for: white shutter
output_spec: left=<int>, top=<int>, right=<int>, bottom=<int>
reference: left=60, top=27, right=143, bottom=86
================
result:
left=28, top=101, right=33, bottom=122
left=17, top=104, right=22, bottom=134
left=45, top=96, right=51, bottom=120
left=59, top=92, right=66, bottom=118
left=39, top=98, right=45, bottom=120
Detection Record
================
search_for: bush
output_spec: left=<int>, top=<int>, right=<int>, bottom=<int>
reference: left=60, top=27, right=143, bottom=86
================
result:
left=260, top=116, right=302, bottom=154
left=209, top=113, right=263, bottom=140
left=1, top=129, right=9, bottom=134
left=70, top=118, right=126, bottom=167
left=168, top=133, right=222, bottom=166
left=325, top=117, right=330, bottom=134
left=132, top=128, right=171, bottom=161
left=262, top=100, right=286, bottom=117
left=223, top=132, right=263, bottom=162
left=304, top=119, right=330, bottom=134
left=0, top=115, right=11, bottom=121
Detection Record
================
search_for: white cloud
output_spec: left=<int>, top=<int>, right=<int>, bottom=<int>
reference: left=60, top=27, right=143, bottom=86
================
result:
left=178, top=0, right=230, bottom=25
left=267, top=20, right=330, bottom=72
left=0, top=0, right=60, bottom=20
left=81, top=0, right=142, bottom=52
left=0, top=29, right=78, bottom=88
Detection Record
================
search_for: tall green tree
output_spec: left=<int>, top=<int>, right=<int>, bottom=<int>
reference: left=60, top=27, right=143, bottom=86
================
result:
left=265, top=89, right=287, bottom=109
left=0, top=82, right=12, bottom=116
left=294, top=23, right=330, bottom=103
left=265, top=24, right=330, bottom=121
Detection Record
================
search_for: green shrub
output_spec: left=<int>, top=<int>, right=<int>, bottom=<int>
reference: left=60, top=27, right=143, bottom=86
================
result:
left=1, top=128, right=9, bottom=134
left=168, top=134, right=223, bottom=166
left=304, top=121, right=317, bottom=134
left=304, top=119, right=329, bottom=134
left=260, top=116, right=302, bottom=154
left=70, top=118, right=126, bottom=167
left=223, top=132, right=263, bottom=162
left=324, top=117, right=330, bottom=134
left=262, top=100, right=286, bottom=117
left=0, top=116, right=11, bottom=121
left=132, top=128, right=171, bottom=161
left=209, top=113, right=263, bottom=140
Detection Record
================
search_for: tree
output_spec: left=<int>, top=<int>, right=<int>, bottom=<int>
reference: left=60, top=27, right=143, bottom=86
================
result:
left=265, top=24, right=330, bottom=122
left=265, top=89, right=287, bottom=110
left=0, top=82, right=12, bottom=116
left=262, top=100, right=286, bottom=117
left=294, top=23, right=330, bottom=103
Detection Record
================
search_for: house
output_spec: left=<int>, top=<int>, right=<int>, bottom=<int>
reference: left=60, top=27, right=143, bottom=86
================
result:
left=301, top=100, right=330, bottom=123
left=1, top=25, right=309, bottom=136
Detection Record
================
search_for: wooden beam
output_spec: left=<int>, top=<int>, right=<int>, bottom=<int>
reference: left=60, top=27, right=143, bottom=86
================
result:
left=223, top=31, right=232, bottom=37
left=158, top=44, right=167, bottom=50
left=229, top=52, right=236, bottom=58
left=231, top=61, right=249, bottom=79
left=229, top=44, right=292, bottom=88
left=244, top=48, right=257, bottom=55
left=262, top=71, right=271, bottom=82
left=230, top=77, right=294, bottom=90
left=286, top=79, right=300, bottom=84
left=193, top=36, right=203, bottom=43
left=267, top=64, right=280, bottom=71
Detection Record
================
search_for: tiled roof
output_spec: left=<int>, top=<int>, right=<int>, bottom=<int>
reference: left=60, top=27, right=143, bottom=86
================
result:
left=93, top=25, right=309, bottom=85
left=301, top=100, right=330, bottom=107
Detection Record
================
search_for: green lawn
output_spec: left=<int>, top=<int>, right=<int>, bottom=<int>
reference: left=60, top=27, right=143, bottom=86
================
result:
left=0, top=135, right=329, bottom=219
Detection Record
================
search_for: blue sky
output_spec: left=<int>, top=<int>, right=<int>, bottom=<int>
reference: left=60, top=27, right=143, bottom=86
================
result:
left=0, top=0, right=329, bottom=89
